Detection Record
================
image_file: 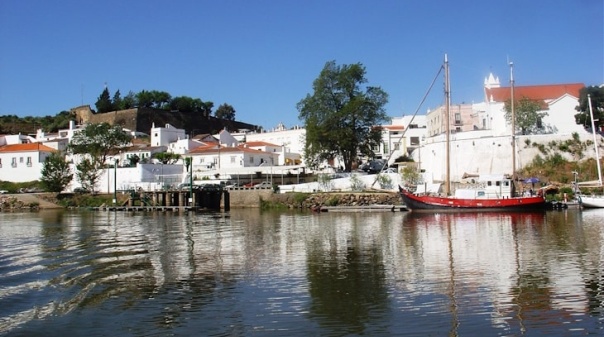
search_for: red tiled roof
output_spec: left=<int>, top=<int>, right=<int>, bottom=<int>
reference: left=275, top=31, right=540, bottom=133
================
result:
left=244, top=141, right=280, bottom=147
left=485, top=83, right=584, bottom=102
left=382, top=125, right=406, bottom=131
left=0, top=143, right=57, bottom=153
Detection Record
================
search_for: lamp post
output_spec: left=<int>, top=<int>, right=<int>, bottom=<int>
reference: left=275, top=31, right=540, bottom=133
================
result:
left=572, top=171, right=578, bottom=194
left=113, top=158, right=119, bottom=205
left=186, top=157, right=193, bottom=206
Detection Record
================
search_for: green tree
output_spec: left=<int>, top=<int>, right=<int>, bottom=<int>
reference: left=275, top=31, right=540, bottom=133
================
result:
left=152, top=152, right=182, bottom=164
left=150, top=90, right=172, bottom=109
left=75, top=157, right=103, bottom=193
left=297, top=61, right=389, bottom=171
left=40, top=152, right=73, bottom=192
left=68, top=122, right=132, bottom=164
left=196, top=100, right=214, bottom=117
left=504, top=96, right=548, bottom=135
left=123, top=91, right=138, bottom=109
left=575, top=85, right=604, bottom=128
left=95, top=87, right=114, bottom=113
left=112, top=89, right=124, bottom=110
left=136, top=90, right=155, bottom=108
left=215, top=103, right=236, bottom=120
left=170, top=96, right=195, bottom=112
left=126, top=154, right=140, bottom=167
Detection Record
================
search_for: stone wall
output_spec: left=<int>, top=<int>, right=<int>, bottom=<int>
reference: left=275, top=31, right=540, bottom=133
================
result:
left=70, top=105, right=260, bottom=134
left=226, top=189, right=401, bottom=209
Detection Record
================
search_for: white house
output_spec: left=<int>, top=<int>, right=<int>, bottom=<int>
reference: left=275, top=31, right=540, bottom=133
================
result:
left=411, top=76, right=593, bottom=183
left=0, top=143, right=57, bottom=182
left=244, top=123, right=305, bottom=165
left=150, top=123, right=187, bottom=147
left=376, top=115, right=428, bottom=165
left=482, top=75, right=585, bottom=137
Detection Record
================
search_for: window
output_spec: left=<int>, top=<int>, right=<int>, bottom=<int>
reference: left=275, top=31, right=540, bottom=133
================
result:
left=0, top=158, right=2, bottom=167
left=249, top=156, right=254, bottom=164
left=410, top=137, right=420, bottom=146
left=11, top=157, right=17, bottom=167
left=230, top=156, right=236, bottom=164
left=394, top=143, right=400, bottom=150
left=383, top=144, right=389, bottom=154
left=26, top=157, right=32, bottom=167
left=20, top=157, right=24, bottom=163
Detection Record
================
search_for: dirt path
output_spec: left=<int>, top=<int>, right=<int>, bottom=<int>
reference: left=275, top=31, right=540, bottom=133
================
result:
left=1, top=193, right=64, bottom=209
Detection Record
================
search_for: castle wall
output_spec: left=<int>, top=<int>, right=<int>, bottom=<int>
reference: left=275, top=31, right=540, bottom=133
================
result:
left=70, top=106, right=259, bottom=135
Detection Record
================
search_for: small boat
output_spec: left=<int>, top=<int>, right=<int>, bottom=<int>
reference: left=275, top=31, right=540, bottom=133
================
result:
left=579, top=195, right=604, bottom=208
left=399, top=55, right=547, bottom=212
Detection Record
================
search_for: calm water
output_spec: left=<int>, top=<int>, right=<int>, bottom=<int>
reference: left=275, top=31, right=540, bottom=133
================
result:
left=0, top=208, right=603, bottom=336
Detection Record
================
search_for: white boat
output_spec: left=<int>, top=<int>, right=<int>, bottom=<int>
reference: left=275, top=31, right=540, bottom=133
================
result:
left=579, top=195, right=604, bottom=208
left=578, top=94, right=604, bottom=208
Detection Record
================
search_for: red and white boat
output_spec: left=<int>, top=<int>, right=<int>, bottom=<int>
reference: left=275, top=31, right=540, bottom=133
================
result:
left=399, top=177, right=546, bottom=212
left=399, top=55, right=547, bottom=212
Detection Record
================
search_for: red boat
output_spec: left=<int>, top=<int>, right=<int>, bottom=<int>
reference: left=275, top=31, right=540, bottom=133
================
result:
left=398, top=55, right=546, bottom=212
left=399, top=185, right=547, bottom=212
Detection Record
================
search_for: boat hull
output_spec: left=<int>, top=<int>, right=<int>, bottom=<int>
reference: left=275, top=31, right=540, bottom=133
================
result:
left=399, top=186, right=547, bottom=212
left=579, top=195, right=604, bottom=208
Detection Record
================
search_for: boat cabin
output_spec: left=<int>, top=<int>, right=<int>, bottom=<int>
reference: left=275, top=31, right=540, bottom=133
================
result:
left=454, top=174, right=514, bottom=199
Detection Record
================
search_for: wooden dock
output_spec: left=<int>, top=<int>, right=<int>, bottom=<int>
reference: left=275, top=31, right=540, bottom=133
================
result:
left=319, top=204, right=408, bottom=212
left=96, top=206, right=197, bottom=212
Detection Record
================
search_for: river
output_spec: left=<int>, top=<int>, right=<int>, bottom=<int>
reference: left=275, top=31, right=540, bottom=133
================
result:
left=0, top=208, right=602, bottom=336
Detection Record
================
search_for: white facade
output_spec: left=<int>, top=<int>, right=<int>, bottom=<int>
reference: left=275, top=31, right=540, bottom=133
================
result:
left=0, top=143, right=57, bottom=182
left=244, top=125, right=306, bottom=165
left=151, top=123, right=187, bottom=147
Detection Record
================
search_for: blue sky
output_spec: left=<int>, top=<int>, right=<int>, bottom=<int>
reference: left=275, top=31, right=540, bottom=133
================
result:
left=1, top=0, right=602, bottom=130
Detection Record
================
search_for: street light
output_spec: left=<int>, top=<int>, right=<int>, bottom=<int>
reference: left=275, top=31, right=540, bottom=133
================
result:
left=572, top=171, right=578, bottom=194
left=113, top=158, right=119, bottom=205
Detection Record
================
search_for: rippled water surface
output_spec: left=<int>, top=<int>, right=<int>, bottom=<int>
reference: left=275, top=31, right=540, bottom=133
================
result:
left=0, top=209, right=603, bottom=336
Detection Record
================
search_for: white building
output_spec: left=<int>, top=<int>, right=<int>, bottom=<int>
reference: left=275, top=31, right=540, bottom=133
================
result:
left=0, top=143, right=57, bottom=182
left=413, top=76, right=594, bottom=183
left=151, top=123, right=187, bottom=147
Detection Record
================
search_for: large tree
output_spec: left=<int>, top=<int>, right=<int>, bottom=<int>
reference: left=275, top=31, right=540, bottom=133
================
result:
left=575, top=85, right=604, bottom=129
left=297, top=61, right=389, bottom=171
left=68, top=122, right=132, bottom=164
left=215, top=103, right=236, bottom=120
left=504, top=96, right=548, bottom=135
left=40, top=152, right=73, bottom=192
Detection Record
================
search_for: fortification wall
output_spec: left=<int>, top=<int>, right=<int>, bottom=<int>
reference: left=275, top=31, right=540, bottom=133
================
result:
left=70, top=106, right=259, bottom=134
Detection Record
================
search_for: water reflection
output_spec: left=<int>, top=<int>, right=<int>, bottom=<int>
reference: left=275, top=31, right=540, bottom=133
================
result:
left=0, top=209, right=602, bottom=336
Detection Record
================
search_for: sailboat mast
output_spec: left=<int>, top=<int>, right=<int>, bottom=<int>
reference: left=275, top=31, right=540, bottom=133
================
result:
left=510, top=61, right=516, bottom=182
left=588, top=94, right=603, bottom=186
left=444, top=54, right=451, bottom=195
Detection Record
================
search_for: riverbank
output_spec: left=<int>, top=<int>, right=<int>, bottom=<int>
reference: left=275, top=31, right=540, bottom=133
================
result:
left=1, top=191, right=403, bottom=211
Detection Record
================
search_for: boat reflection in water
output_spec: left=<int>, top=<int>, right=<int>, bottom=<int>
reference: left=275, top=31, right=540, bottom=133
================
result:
left=398, top=210, right=601, bottom=336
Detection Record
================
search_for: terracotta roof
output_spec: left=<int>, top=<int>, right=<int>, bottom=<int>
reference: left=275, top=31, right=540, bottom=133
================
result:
left=485, top=83, right=584, bottom=102
left=0, top=143, right=57, bottom=153
left=244, top=141, right=280, bottom=147
left=189, top=145, right=268, bottom=155
left=382, top=125, right=406, bottom=131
